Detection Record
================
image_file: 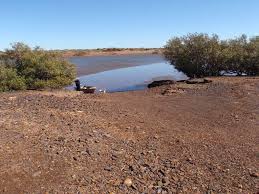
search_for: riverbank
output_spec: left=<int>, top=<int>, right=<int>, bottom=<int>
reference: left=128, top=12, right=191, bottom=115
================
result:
left=0, top=77, right=258, bottom=193
left=60, top=48, right=162, bottom=57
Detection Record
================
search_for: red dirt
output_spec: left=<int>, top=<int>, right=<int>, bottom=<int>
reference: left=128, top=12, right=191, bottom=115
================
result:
left=0, top=77, right=258, bottom=193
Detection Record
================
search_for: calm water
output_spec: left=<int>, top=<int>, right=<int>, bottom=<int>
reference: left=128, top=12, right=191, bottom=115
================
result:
left=69, top=55, right=187, bottom=92
left=69, top=54, right=164, bottom=76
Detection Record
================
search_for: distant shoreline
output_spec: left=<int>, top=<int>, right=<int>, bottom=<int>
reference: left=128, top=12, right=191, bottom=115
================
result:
left=69, top=53, right=166, bottom=77
left=0, top=48, right=164, bottom=58
left=58, top=48, right=163, bottom=57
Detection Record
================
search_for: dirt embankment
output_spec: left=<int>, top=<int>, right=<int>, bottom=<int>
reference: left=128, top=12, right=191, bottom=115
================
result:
left=0, top=77, right=258, bottom=193
left=60, top=48, right=163, bottom=57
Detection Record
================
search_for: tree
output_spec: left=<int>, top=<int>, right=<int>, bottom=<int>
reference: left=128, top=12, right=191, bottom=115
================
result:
left=163, top=33, right=223, bottom=78
left=1, top=43, right=76, bottom=90
left=164, top=34, right=259, bottom=77
left=222, top=35, right=248, bottom=75
left=246, top=37, right=259, bottom=75
left=0, top=64, right=26, bottom=92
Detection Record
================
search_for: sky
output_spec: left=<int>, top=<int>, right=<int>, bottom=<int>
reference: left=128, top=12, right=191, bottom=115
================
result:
left=0, top=0, right=258, bottom=50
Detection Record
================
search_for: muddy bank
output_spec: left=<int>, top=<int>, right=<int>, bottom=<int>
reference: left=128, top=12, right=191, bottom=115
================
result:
left=0, top=77, right=258, bottom=193
left=61, top=48, right=162, bottom=57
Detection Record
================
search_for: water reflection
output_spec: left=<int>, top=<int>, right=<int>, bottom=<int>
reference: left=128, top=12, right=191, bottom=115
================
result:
left=72, top=62, right=187, bottom=92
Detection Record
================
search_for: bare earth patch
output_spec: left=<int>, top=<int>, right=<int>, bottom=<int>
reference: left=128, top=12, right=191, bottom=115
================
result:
left=0, top=77, right=258, bottom=193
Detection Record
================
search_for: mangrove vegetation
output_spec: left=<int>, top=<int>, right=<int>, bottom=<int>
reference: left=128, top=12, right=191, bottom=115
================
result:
left=0, top=43, right=76, bottom=92
left=164, top=33, right=259, bottom=78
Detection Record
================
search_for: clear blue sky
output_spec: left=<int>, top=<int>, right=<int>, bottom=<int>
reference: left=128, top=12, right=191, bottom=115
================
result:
left=0, top=0, right=258, bottom=50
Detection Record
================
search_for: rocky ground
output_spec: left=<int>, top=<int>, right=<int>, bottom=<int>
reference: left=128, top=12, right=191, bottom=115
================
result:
left=0, top=77, right=258, bottom=194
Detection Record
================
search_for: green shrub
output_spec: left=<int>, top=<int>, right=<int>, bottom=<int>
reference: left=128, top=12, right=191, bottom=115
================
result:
left=164, top=34, right=259, bottom=78
left=244, top=37, right=259, bottom=76
left=164, top=33, right=224, bottom=78
left=1, top=43, right=76, bottom=90
left=0, top=64, right=26, bottom=92
left=222, top=35, right=249, bottom=75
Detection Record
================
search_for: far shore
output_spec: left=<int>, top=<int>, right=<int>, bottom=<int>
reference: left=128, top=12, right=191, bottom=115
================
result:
left=59, top=48, right=163, bottom=57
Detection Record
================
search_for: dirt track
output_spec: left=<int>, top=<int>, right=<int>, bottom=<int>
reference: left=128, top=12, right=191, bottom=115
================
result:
left=0, top=77, right=258, bottom=193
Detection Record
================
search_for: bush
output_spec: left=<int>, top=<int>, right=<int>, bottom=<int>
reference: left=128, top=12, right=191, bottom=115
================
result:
left=164, top=34, right=259, bottom=78
left=241, top=36, right=259, bottom=76
left=222, top=35, right=250, bottom=75
left=1, top=43, right=76, bottom=90
left=0, top=64, right=26, bottom=92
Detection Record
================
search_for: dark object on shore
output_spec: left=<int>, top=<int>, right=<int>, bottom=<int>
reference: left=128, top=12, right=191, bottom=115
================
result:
left=74, top=79, right=96, bottom=93
left=186, top=78, right=212, bottom=84
left=81, top=86, right=96, bottom=94
left=75, top=79, right=81, bottom=91
left=148, top=80, right=175, bottom=88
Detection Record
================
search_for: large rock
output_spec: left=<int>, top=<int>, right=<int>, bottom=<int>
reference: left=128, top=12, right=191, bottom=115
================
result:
left=148, top=80, right=175, bottom=88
